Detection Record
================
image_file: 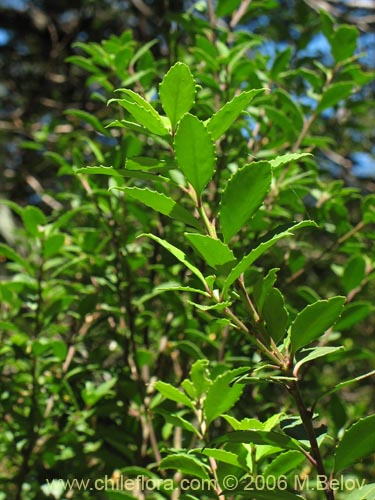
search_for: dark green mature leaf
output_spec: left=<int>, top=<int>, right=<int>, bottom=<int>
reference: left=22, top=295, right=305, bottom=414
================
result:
left=185, top=233, right=236, bottom=270
left=109, top=89, right=169, bottom=135
left=331, top=25, right=358, bottom=63
left=317, top=83, right=354, bottom=113
left=335, top=302, right=375, bottom=331
left=290, top=297, right=346, bottom=353
left=155, top=381, right=194, bottom=409
left=223, top=221, right=315, bottom=294
left=262, top=288, right=288, bottom=344
left=159, top=62, right=196, bottom=130
left=207, top=89, right=265, bottom=140
left=219, top=161, right=272, bottom=243
left=159, top=454, right=209, bottom=479
left=212, top=430, right=305, bottom=452
left=0, top=243, right=32, bottom=273
left=141, top=233, right=207, bottom=287
left=334, top=415, right=375, bottom=473
left=174, top=114, right=216, bottom=196
left=342, top=255, right=366, bottom=293
left=204, top=368, right=247, bottom=424
left=115, top=187, right=201, bottom=229
left=156, top=408, right=200, bottom=435
left=199, top=448, right=245, bottom=469
left=264, top=450, right=305, bottom=477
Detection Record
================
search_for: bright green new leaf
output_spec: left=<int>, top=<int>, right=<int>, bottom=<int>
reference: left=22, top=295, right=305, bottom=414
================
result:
left=262, top=288, right=288, bottom=344
left=207, top=89, right=265, bottom=140
left=223, top=221, right=315, bottom=294
left=204, top=367, right=248, bottom=424
left=185, top=233, right=236, bottom=270
left=264, top=450, right=305, bottom=478
left=342, top=255, right=366, bottom=293
left=174, top=114, right=216, bottom=196
left=141, top=233, right=207, bottom=287
left=219, top=161, right=272, bottom=243
left=331, top=25, right=358, bottom=63
left=0, top=243, right=32, bottom=273
left=22, top=205, right=46, bottom=236
left=294, top=346, right=344, bottom=374
left=270, top=153, right=312, bottom=169
left=346, top=483, right=375, bottom=500
left=317, top=83, right=354, bottom=113
left=334, top=415, right=375, bottom=473
left=189, top=359, right=211, bottom=399
left=159, top=62, right=196, bottom=130
left=154, top=381, right=194, bottom=409
left=43, top=234, right=65, bottom=259
left=290, top=296, right=346, bottom=353
left=109, top=89, right=169, bottom=136
left=116, top=187, right=201, bottom=229
left=159, top=454, right=209, bottom=480
left=200, top=448, right=245, bottom=469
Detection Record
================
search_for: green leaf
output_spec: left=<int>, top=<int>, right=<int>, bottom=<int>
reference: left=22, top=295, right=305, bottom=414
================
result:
left=159, top=454, right=209, bottom=480
left=346, top=483, right=375, bottom=500
left=334, top=415, right=375, bottom=473
left=207, top=89, right=265, bottom=141
left=155, top=282, right=210, bottom=296
left=223, top=221, right=315, bottom=294
left=159, top=62, right=196, bottom=130
left=264, top=450, right=305, bottom=477
left=204, top=367, right=247, bottom=424
left=219, top=161, right=272, bottom=243
left=216, top=0, right=241, bottom=17
left=200, top=448, right=245, bottom=469
left=331, top=25, right=358, bottom=63
left=290, top=296, right=346, bottom=353
left=317, top=83, right=354, bottom=113
left=115, top=187, right=201, bottom=229
left=185, top=233, right=236, bottom=270
left=81, top=378, right=117, bottom=407
left=64, top=109, right=110, bottom=136
left=125, top=156, right=170, bottom=171
left=141, top=233, right=207, bottom=287
left=294, top=347, right=344, bottom=374
left=316, top=370, right=375, bottom=405
left=22, top=206, right=46, bottom=236
left=0, top=243, right=32, bottom=273
left=156, top=409, right=200, bottom=436
left=212, top=429, right=304, bottom=452
left=174, top=114, right=216, bottom=196
left=270, top=153, right=312, bottom=169
left=253, top=268, right=279, bottom=311
left=236, top=491, right=305, bottom=500
left=154, top=381, right=194, bottom=409
left=43, top=234, right=65, bottom=259
left=335, top=302, right=375, bottom=331
left=262, top=288, right=288, bottom=344
left=109, top=89, right=169, bottom=136
left=271, top=47, right=292, bottom=80
left=189, top=359, right=211, bottom=399
left=320, top=9, right=334, bottom=41
left=342, top=255, right=366, bottom=293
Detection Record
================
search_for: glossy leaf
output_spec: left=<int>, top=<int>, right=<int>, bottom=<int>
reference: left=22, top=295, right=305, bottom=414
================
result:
left=109, top=89, right=169, bottom=135
left=270, top=153, right=312, bottom=169
left=223, top=221, right=315, bottom=294
left=334, top=415, right=375, bottom=473
left=294, top=347, right=344, bottom=374
left=116, top=187, right=201, bottom=229
left=290, top=296, right=346, bottom=353
left=174, top=114, right=216, bottom=196
left=154, top=381, right=194, bottom=409
left=207, top=89, right=265, bottom=140
left=141, top=233, right=207, bottom=287
left=200, top=448, right=245, bottom=469
left=219, top=161, right=272, bottom=243
left=317, top=83, right=354, bottom=113
left=185, top=233, right=236, bottom=270
left=204, top=368, right=247, bottom=424
left=159, top=62, right=196, bottom=130
left=212, top=430, right=304, bottom=452
left=264, top=450, right=305, bottom=477
left=159, top=454, right=209, bottom=479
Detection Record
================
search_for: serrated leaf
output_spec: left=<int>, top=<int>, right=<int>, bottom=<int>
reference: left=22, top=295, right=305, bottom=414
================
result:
left=223, top=221, right=315, bottom=294
left=270, top=153, right=312, bottom=169
left=207, top=89, right=265, bottom=141
left=264, top=450, right=305, bottom=477
left=200, top=448, right=245, bottom=468
left=159, top=62, right=196, bottom=130
left=125, top=156, right=170, bottom=171
left=159, top=454, right=209, bottom=480
left=109, top=89, right=169, bottom=136
left=154, top=381, right=194, bottom=409
left=0, top=243, right=32, bottom=273
left=220, top=161, right=272, bottom=242
left=334, top=415, right=375, bottom=473
left=212, top=429, right=305, bottom=452
left=115, top=187, right=200, bottom=229
left=185, top=233, right=236, bottom=270
left=141, top=233, right=207, bottom=287
left=317, top=83, right=354, bottom=113
left=290, top=297, right=346, bottom=353
left=294, top=347, right=344, bottom=373
left=204, top=368, right=247, bottom=424
left=174, top=114, right=215, bottom=196
left=331, top=25, right=358, bottom=63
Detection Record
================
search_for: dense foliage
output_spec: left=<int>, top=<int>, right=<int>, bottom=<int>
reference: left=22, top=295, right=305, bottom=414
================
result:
left=0, top=2, right=374, bottom=500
